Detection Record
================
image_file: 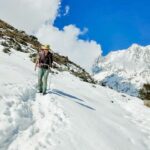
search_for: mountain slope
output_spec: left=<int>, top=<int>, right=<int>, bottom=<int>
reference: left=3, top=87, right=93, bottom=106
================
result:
left=93, top=44, right=150, bottom=96
left=0, top=19, right=95, bottom=84
left=0, top=44, right=150, bottom=150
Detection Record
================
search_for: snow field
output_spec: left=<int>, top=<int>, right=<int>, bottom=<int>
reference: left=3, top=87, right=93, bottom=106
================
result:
left=0, top=47, right=150, bottom=150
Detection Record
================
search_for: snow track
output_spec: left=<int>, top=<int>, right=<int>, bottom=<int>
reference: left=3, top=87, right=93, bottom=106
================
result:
left=0, top=83, right=69, bottom=150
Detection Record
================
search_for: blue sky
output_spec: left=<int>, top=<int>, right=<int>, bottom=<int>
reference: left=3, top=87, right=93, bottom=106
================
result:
left=54, top=0, right=150, bottom=55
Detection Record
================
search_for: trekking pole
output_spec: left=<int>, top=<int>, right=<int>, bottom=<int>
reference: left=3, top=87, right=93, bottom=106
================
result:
left=49, top=72, right=52, bottom=91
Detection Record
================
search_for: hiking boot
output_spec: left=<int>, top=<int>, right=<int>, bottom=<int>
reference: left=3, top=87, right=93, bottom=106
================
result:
left=37, top=90, right=42, bottom=93
left=43, top=92, right=47, bottom=95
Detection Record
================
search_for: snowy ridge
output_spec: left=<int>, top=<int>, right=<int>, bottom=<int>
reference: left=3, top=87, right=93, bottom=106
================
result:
left=93, top=44, right=150, bottom=96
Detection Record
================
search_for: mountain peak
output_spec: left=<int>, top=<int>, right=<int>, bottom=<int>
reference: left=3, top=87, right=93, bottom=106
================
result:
left=93, top=44, right=150, bottom=96
left=130, top=43, right=141, bottom=48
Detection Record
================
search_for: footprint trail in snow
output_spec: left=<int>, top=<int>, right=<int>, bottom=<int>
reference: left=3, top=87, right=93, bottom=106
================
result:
left=0, top=82, right=69, bottom=150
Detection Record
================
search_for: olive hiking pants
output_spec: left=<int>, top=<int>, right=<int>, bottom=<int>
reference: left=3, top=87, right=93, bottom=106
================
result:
left=38, top=68, right=49, bottom=93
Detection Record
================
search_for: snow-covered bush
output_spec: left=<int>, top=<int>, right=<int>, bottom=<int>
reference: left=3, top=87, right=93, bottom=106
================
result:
left=1, top=41, right=9, bottom=47
left=3, top=47, right=11, bottom=54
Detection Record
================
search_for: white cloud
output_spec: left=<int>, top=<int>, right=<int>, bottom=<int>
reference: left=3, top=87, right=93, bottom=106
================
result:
left=0, top=0, right=61, bottom=33
left=0, top=0, right=102, bottom=72
left=63, top=5, right=70, bottom=16
left=36, top=24, right=102, bottom=73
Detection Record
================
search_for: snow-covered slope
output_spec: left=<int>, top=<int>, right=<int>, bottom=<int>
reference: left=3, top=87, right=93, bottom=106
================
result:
left=93, top=44, right=150, bottom=96
left=0, top=44, right=150, bottom=150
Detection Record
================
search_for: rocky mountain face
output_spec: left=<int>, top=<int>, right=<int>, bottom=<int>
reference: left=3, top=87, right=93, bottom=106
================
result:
left=0, top=19, right=96, bottom=84
left=93, top=44, right=150, bottom=96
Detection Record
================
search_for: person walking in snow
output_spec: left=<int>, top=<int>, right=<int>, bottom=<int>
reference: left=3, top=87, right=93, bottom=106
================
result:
left=35, top=45, right=53, bottom=95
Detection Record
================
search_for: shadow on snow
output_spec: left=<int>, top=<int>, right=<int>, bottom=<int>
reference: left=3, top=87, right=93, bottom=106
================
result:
left=47, top=89, right=96, bottom=111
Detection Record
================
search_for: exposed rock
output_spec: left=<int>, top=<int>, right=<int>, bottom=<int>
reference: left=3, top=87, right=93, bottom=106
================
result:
left=144, top=100, right=150, bottom=107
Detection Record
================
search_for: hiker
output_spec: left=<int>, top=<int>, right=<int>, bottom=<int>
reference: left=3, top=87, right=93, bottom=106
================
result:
left=35, top=45, right=53, bottom=95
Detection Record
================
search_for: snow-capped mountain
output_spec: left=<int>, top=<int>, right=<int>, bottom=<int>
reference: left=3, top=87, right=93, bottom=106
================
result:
left=93, top=44, right=150, bottom=96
